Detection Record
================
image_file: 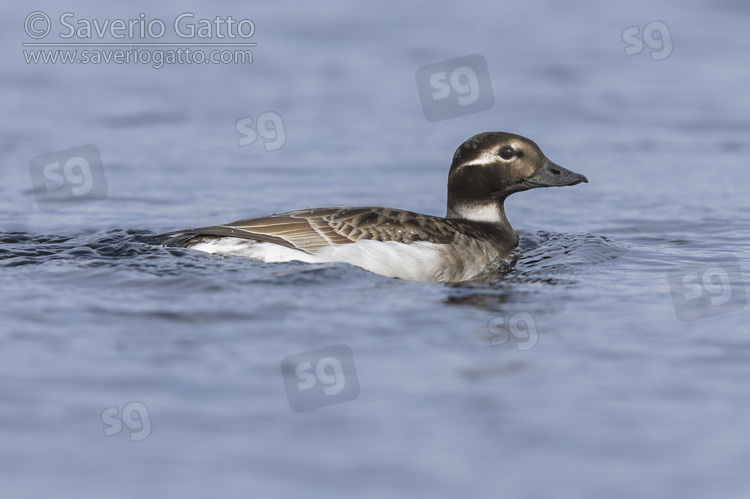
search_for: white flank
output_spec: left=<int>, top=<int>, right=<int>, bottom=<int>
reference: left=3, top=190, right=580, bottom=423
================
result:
left=187, top=237, right=451, bottom=281
left=188, top=238, right=319, bottom=263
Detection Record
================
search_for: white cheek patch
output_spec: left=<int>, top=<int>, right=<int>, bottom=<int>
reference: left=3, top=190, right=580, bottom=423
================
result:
left=458, top=141, right=528, bottom=169
left=462, top=150, right=501, bottom=167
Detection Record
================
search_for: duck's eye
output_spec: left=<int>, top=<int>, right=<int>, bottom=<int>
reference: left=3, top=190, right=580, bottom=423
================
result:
left=499, top=146, right=516, bottom=160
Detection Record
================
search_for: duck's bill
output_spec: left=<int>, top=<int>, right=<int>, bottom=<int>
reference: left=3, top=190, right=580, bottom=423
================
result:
left=523, top=161, right=588, bottom=188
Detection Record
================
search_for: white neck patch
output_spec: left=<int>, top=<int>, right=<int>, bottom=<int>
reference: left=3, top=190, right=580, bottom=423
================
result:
left=452, top=203, right=504, bottom=223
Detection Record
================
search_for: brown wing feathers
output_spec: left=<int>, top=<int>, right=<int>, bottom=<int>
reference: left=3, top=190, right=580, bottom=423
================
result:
left=158, top=207, right=458, bottom=253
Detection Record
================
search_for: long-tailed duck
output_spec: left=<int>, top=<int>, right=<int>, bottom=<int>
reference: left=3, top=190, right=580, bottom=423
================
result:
left=158, top=132, right=587, bottom=282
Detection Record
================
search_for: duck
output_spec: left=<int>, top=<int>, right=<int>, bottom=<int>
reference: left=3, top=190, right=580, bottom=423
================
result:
left=158, top=132, right=588, bottom=282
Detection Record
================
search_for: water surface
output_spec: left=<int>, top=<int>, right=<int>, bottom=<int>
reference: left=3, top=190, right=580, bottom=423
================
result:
left=2, top=1, right=750, bottom=498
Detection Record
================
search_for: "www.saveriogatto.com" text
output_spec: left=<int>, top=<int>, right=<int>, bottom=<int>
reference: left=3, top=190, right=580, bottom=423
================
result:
left=23, top=47, right=253, bottom=69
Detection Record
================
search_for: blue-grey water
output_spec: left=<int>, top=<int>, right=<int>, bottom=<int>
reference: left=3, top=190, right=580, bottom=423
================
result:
left=2, top=1, right=750, bottom=497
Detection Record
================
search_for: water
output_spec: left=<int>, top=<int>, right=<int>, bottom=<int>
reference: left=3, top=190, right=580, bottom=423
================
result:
left=2, top=0, right=750, bottom=497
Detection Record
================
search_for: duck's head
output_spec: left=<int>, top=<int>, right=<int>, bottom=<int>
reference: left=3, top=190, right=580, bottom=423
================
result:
left=446, top=131, right=588, bottom=224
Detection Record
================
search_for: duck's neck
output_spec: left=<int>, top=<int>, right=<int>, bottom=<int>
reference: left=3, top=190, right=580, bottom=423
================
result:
left=446, top=198, right=511, bottom=227
left=447, top=199, right=518, bottom=249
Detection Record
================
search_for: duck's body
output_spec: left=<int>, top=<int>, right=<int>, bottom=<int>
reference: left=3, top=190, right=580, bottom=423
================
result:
left=159, top=132, right=588, bottom=282
left=161, top=206, right=518, bottom=282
